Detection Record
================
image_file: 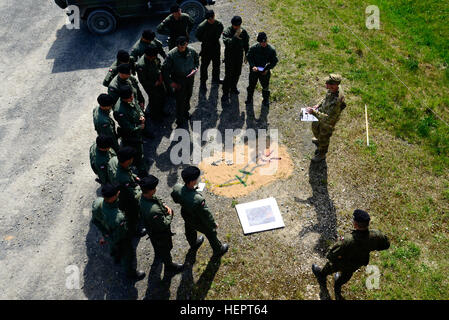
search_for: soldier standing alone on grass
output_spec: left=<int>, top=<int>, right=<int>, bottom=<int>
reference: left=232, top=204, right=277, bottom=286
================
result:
left=245, top=32, right=278, bottom=107
left=311, top=209, right=390, bottom=300
left=306, top=74, right=346, bottom=162
left=91, top=183, right=146, bottom=280
left=195, top=9, right=224, bottom=90
left=139, top=175, right=184, bottom=274
left=221, top=16, right=250, bottom=101
left=171, top=166, right=229, bottom=258
left=157, top=5, right=194, bottom=51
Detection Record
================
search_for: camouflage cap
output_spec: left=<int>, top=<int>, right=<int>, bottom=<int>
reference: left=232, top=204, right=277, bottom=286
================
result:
left=325, top=73, right=342, bottom=85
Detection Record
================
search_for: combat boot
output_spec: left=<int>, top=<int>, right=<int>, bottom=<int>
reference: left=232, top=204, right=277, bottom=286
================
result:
left=262, top=90, right=270, bottom=107
left=312, top=264, right=327, bottom=287
left=311, top=152, right=326, bottom=162
left=127, top=269, right=146, bottom=281
left=191, top=235, right=205, bottom=250
left=334, top=273, right=345, bottom=300
left=165, top=263, right=184, bottom=274
left=212, top=243, right=229, bottom=258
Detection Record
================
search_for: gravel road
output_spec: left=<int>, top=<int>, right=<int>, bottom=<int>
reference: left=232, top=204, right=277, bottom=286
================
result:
left=0, top=0, right=337, bottom=300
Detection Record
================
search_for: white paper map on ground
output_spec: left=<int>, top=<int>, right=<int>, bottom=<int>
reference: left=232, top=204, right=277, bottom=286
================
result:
left=235, top=197, right=285, bottom=235
left=300, top=108, right=318, bottom=122
left=196, top=182, right=206, bottom=192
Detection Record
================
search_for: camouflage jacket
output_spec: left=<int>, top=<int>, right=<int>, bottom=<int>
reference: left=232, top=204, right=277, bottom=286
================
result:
left=157, top=13, right=194, bottom=39
left=222, top=26, right=249, bottom=59
left=311, top=89, right=346, bottom=130
left=107, top=75, right=144, bottom=106
left=89, top=142, right=116, bottom=185
left=130, top=38, right=166, bottom=61
left=103, top=59, right=136, bottom=87
left=326, top=229, right=390, bottom=270
left=195, top=19, right=224, bottom=50
left=107, top=157, right=142, bottom=203
left=162, top=47, right=199, bottom=85
left=247, top=43, right=278, bottom=71
left=171, top=183, right=217, bottom=232
left=140, top=195, right=173, bottom=236
left=136, top=55, right=163, bottom=89
left=113, top=98, right=144, bottom=140
left=91, top=197, right=128, bottom=244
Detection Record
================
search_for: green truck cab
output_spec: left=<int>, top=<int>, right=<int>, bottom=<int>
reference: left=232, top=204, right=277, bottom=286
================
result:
left=55, top=0, right=216, bottom=34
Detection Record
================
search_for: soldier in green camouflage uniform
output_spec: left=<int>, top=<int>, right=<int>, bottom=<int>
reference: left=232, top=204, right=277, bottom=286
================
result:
left=103, top=50, right=136, bottom=87
left=89, top=135, right=117, bottom=185
left=245, top=32, right=278, bottom=107
left=113, top=87, right=148, bottom=177
left=108, top=64, right=145, bottom=108
left=162, top=36, right=199, bottom=127
left=171, top=166, right=229, bottom=258
left=136, top=47, right=167, bottom=120
left=307, top=74, right=346, bottom=162
left=221, top=16, right=250, bottom=99
left=93, top=94, right=120, bottom=152
left=91, top=183, right=145, bottom=280
left=108, top=146, right=146, bottom=239
left=139, top=175, right=184, bottom=273
left=156, top=5, right=194, bottom=50
left=130, top=29, right=166, bottom=62
left=312, top=209, right=390, bottom=300
left=195, top=10, right=224, bottom=88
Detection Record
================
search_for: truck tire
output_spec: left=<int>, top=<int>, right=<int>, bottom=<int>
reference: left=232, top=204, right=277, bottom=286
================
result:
left=87, top=10, right=117, bottom=35
left=180, top=1, right=205, bottom=24
left=54, top=0, right=68, bottom=9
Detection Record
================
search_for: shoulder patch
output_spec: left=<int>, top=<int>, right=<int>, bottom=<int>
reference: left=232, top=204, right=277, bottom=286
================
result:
left=103, top=124, right=108, bottom=127
left=109, top=69, right=113, bottom=72
left=201, top=200, right=205, bottom=207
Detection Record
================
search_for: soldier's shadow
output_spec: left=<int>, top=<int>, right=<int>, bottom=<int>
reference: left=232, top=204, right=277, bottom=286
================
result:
left=295, top=160, right=338, bottom=257
left=143, top=257, right=176, bottom=300
left=82, top=223, right=140, bottom=300
left=176, top=250, right=222, bottom=300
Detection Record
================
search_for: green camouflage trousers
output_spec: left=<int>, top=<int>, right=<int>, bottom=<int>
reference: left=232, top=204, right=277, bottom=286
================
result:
left=312, top=122, right=334, bottom=154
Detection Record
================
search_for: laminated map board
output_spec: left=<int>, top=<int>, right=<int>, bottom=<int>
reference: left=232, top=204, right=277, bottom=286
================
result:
left=235, top=197, right=285, bottom=235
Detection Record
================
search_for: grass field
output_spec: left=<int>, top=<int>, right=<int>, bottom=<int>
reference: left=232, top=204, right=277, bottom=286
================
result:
left=251, top=0, right=449, bottom=299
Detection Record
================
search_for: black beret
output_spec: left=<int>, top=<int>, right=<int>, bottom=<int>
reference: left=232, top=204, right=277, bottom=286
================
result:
left=117, top=63, right=131, bottom=75
left=231, top=16, right=242, bottom=26
left=116, top=50, right=129, bottom=62
left=96, top=135, right=113, bottom=149
left=97, top=93, right=114, bottom=107
left=101, top=183, right=120, bottom=198
left=140, top=175, right=159, bottom=191
left=205, top=9, right=215, bottom=20
left=353, top=209, right=371, bottom=223
left=257, top=32, right=267, bottom=42
left=117, top=146, right=135, bottom=163
left=176, top=36, right=188, bottom=46
left=144, top=46, right=158, bottom=57
left=170, top=4, right=180, bottom=13
left=142, top=29, right=155, bottom=41
left=119, top=86, right=133, bottom=99
left=181, top=166, right=201, bottom=183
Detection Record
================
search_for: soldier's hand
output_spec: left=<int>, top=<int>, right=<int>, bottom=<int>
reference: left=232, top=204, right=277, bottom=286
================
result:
left=252, top=66, right=258, bottom=72
left=164, top=205, right=173, bottom=215
left=99, top=238, right=106, bottom=245
left=140, top=115, right=145, bottom=122
left=306, top=107, right=314, bottom=114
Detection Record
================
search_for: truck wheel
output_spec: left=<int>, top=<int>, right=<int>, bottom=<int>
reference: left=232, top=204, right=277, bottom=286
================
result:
left=180, top=1, right=206, bottom=24
left=87, top=10, right=117, bottom=35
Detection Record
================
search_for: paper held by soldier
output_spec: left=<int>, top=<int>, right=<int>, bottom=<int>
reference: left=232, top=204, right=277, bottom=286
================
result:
left=235, top=197, right=285, bottom=235
left=186, top=68, right=198, bottom=78
left=300, top=108, right=318, bottom=122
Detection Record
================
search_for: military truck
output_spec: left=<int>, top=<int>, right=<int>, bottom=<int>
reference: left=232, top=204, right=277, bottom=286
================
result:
left=54, top=0, right=216, bottom=34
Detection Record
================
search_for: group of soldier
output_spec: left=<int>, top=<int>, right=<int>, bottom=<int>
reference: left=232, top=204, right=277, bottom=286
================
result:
left=88, top=4, right=390, bottom=299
